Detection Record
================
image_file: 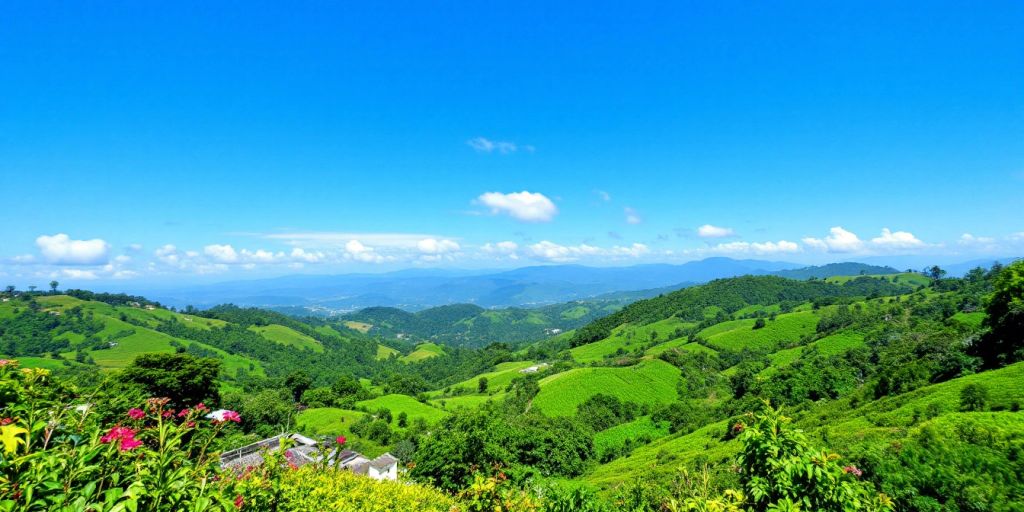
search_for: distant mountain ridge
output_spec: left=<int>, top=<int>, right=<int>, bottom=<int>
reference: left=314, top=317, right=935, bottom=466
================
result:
left=145, top=257, right=800, bottom=310
left=140, top=257, right=1011, bottom=312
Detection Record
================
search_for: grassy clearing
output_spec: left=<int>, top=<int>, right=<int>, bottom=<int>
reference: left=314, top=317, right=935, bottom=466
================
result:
left=355, top=394, right=448, bottom=424
left=593, top=416, right=671, bottom=458
left=761, top=331, right=866, bottom=373
left=951, top=311, right=986, bottom=329
left=343, top=321, right=373, bottom=333
left=701, top=310, right=819, bottom=352
left=400, top=342, right=444, bottom=363
left=432, top=393, right=507, bottom=411
left=375, top=344, right=400, bottom=360
left=646, top=339, right=717, bottom=357
left=533, top=359, right=680, bottom=417
left=429, top=360, right=536, bottom=397
left=825, top=272, right=931, bottom=287
left=248, top=324, right=323, bottom=352
left=570, top=318, right=695, bottom=363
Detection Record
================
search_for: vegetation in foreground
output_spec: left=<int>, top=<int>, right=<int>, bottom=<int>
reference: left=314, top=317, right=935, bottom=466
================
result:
left=1, top=259, right=1022, bottom=510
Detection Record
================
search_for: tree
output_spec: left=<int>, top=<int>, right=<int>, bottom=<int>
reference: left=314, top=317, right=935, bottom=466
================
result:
left=478, top=376, right=489, bottom=393
left=284, top=371, right=312, bottom=402
left=972, top=260, right=1024, bottom=367
left=397, top=411, right=408, bottom=428
left=28, top=285, right=37, bottom=293
left=960, top=383, right=989, bottom=411
left=926, top=265, right=947, bottom=281
left=49, top=281, right=59, bottom=294
left=120, top=353, right=221, bottom=408
left=4, top=285, right=15, bottom=295
left=752, top=318, right=766, bottom=330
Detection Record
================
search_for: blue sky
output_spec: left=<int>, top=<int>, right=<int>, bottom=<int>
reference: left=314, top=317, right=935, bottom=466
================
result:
left=1, top=2, right=1022, bottom=285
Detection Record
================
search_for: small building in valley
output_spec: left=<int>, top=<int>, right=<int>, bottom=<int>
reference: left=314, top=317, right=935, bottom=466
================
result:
left=219, top=434, right=399, bottom=481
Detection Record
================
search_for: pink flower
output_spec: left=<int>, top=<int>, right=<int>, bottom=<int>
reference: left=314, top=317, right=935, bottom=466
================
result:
left=234, top=495, right=244, bottom=509
left=336, top=435, right=346, bottom=445
left=162, top=410, right=173, bottom=418
left=0, top=418, right=12, bottom=426
left=187, top=421, right=196, bottom=428
left=222, top=410, right=241, bottom=423
left=100, top=426, right=143, bottom=452
left=127, top=408, right=145, bottom=420
left=0, top=359, right=12, bottom=367
left=195, top=402, right=208, bottom=412
left=119, top=438, right=143, bottom=451
left=843, top=465, right=863, bottom=477
left=177, top=408, right=190, bottom=418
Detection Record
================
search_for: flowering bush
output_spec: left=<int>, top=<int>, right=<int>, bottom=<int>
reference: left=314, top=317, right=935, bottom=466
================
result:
left=0, top=360, right=240, bottom=511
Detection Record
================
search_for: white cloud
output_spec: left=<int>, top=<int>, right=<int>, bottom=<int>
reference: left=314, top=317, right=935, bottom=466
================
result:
left=624, top=207, right=642, bottom=225
left=289, top=248, right=325, bottom=263
left=526, top=241, right=600, bottom=262
left=709, top=240, right=801, bottom=255
left=264, top=232, right=441, bottom=249
left=476, top=191, right=558, bottom=222
left=60, top=268, right=98, bottom=280
left=467, top=137, right=522, bottom=154
left=126, top=243, right=143, bottom=252
left=204, top=244, right=240, bottom=263
left=871, top=228, right=924, bottom=250
left=417, top=238, right=461, bottom=254
left=36, top=234, right=110, bottom=265
left=802, top=226, right=864, bottom=253
left=344, top=240, right=387, bottom=263
left=697, top=224, right=736, bottom=239
left=595, top=190, right=611, bottom=202
left=610, top=243, right=650, bottom=258
left=481, top=241, right=520, bottom=260
left=9, top=254, right=35, bottom=264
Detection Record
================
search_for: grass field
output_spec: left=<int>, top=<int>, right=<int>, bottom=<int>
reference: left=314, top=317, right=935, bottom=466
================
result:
left=761, top=331, right=866, bottom=374
left=645, top=339, right=717, bottom=357
left=295, top=407, right=389, bottom=457
left=432, top=393, right=507, bottom=411
left=248, top=324, right=323, bottom=352
left=951, top=311, right=986, bottom=329
left=400, top=342, right=444, bottom=362
left=375, top=344, right=400, bottom=360
left=699, top=310, right=819, bottom=352
left=343, top=321, right=373, bottom=333
left=570, top=318, right=694, bottom=363
left=355, top=394, right=448, bottom=424
left=825, top=272, right=931, bottom=287
left=532, top=359, right=681, bottom=417
left=429, top=360, right=536, bottom=397
left=593, top=416, right=671, bottom=458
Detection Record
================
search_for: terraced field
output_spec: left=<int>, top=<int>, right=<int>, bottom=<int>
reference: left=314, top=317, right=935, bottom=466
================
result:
left=699, top=310, right=819, bottom=351
left=532, top=359, right=681, bottom=417
left=761, top=331, right=865, bottom=374
left=400, top=342, right=444, bottom=362
left=375, top=344, right=400, bottom=360
left=355, top=394, right=448, bottom=424
left=593, top=416, right=670, bottom=458
left=570, top=317, right=695, bottom=363
left=429, top=360, right=537, bottom=397
left=248, top=324, right=323, bottom=352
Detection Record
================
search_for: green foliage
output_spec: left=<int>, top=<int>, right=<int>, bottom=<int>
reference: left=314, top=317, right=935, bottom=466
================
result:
left=120, top=352, right=221, bottom=407
left=973, top=260, right=1024, bottom=367
left=733, top=403, right=894, bottom=511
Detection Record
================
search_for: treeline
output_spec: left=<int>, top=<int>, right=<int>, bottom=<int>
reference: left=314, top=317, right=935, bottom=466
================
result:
left=571, top=275, right=915, bottom=346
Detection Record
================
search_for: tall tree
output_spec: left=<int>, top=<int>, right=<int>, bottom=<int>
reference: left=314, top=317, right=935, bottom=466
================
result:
left=49, top=281, right=59, bottom=294
left=973, top=259, right=1024, bottom=367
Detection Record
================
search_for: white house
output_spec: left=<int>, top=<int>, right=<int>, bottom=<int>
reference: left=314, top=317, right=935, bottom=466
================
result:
left=219, top=434, right=400, bottom=481
left=520, top=362, right=550, bottom=374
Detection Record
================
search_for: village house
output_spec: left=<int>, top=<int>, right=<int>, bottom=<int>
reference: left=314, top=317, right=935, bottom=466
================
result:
left=519, top=362, right=550, bottom=374
left=218, top=433, right=400, bottom=481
